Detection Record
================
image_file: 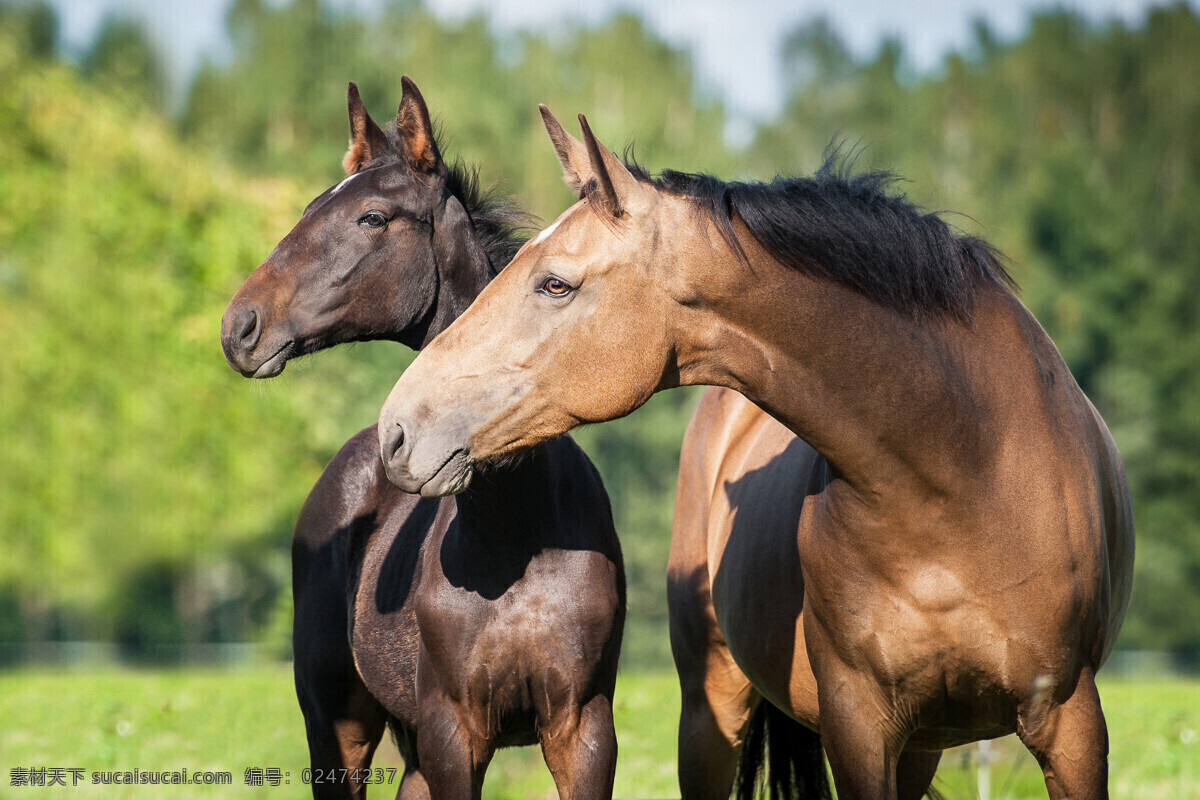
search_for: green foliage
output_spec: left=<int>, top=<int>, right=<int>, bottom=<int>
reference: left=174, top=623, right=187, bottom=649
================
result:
left=0, top=20, right=320, bottom=646
left=81, top=14, right=165, bottom=109
left=180, top=1, right=734, bottom=221
left=0, top=0, right=56, bottom=59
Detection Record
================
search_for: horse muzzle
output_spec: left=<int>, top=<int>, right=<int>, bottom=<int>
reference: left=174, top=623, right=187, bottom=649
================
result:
left=379, top=416, right=475, bottom=497
left=220, top=302, right=293, bottom=378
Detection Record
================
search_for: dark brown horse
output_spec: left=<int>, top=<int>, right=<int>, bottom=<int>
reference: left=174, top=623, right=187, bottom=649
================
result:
left=221, top=81, right=624, bottom=800
left=375, top=109, right=1135, bottom=800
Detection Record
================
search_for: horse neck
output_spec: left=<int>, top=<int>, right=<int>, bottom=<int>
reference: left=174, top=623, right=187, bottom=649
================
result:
left=451, top=445, right=557, bottom=550
left=406, top=211, right=498, bottom=350
left=674, top=228, right=1016, bottom=517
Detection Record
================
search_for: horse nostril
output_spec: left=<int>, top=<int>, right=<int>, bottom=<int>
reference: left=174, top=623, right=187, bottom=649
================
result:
left=382, top=422, right=407, bottom=466
left=235, top=307, right=261, bottom=350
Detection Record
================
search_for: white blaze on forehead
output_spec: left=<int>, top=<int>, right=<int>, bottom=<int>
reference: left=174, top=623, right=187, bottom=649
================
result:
left=512, top=203, right=584, bottom=260
left=532, top=215, right=564, bottom=246
left=330, top=171, right=363, bottom=195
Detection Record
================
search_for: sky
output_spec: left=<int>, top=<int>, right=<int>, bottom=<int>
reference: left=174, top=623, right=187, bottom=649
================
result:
left=47, top=0, right=1189, bottom=140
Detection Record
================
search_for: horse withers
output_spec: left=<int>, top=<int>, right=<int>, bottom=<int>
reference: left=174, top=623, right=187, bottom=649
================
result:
left=222, top=81, right=624, bottom=800
left=375, top=109, right=1134, bottom=800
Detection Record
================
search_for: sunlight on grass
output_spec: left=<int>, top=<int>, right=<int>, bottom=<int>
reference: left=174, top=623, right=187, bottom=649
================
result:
left=0, top=667, right=1196, bottom=798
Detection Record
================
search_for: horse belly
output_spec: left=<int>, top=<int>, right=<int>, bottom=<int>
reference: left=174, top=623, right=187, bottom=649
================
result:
left=341, top=472, right=438, bottom=727
left=715, top=563, right=818, bottom=727
left=708, top=445, right=823, bottom=724
left=351, top=606, right=420, bottom=722
left=684, top=389, right=825, bottom=725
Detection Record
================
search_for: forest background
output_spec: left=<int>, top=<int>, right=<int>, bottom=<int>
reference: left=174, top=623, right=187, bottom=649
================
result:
left=1, top=0, right=1198, bottom=671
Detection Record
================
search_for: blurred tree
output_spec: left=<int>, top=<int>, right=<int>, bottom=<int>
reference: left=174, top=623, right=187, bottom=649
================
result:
left=182, top=0, right=370, bottom=180
left=181, top=1, right=734, bottom=216
left=82, top=14, right=166, bottom=109
left=0, top=18, right=318, bottom=653
left=0, top=0, right=56, bottom=59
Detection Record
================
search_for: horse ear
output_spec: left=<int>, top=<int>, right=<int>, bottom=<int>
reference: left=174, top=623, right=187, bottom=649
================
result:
left=577, top=113, right=641, bottom=218
left=540, top=105, right=591, bottom=197
left=396, top=76, right=444, bottom=176
left=343, top=82, right=388, bottom=175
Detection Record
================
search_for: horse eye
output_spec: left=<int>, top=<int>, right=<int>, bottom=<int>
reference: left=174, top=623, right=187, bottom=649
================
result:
left=359, top=212, right=387, bottom=229
left=540, top=277, right=572, bottom=297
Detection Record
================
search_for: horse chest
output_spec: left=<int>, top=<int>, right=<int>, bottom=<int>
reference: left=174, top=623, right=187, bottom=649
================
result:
left=801, top=547, right=1052, bottom=727
left=415, top=546, right=617, bottom=702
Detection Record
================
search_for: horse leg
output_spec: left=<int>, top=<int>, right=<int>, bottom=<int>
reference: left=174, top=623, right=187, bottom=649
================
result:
left=294, top=670, right=387, bottom=799
left=389, top=723, right=429, bottom=800
left=896, top=749, right=942, bottom=800
left=395, top=769, right=430, bottom=800
left=670, top=568, right=758, bottom=800
left=676, top=669, right=757, bottom=800
left=415, top=688, right=493, bottom=800
left=539, top=694, right=618, bottom=800
left=294, top=566, right=387, bottom=798
left=816, top=668, right=903, bottom=800
left=1018, top=667, right=1108, bottom=800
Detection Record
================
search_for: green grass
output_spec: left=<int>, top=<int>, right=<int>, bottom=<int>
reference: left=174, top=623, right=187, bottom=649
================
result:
left=0, top=666, right=1196, bottom=798
left=929, top=677, right=1200, bottom=799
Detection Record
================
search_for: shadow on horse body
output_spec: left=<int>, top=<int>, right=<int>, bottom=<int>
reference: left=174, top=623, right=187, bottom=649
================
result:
left=670, top=387, right=940, bottom=800
left=221, top=80, right=624, bottom=800
left=376, top=108, right=1135, bottom=800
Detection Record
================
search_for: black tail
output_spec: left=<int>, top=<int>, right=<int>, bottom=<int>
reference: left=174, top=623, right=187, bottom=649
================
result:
left=386, top=714, right=418, bottom=769
left=733, top=700, right=832, bottom=800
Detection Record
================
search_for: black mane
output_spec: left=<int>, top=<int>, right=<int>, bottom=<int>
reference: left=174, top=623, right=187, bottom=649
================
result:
left=378, top=124, right=535, bottom=272
left=444, top=159, right=535, bottom=271
left=632, top=152, right=1016, bottom=320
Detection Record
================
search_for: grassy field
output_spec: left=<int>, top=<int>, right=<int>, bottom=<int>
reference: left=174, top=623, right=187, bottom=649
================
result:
left=0, top=665, right=1196, bottom=798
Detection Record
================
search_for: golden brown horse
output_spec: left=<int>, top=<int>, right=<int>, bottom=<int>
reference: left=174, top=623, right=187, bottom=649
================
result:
left=373, top=108, right=1135, bottom=800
